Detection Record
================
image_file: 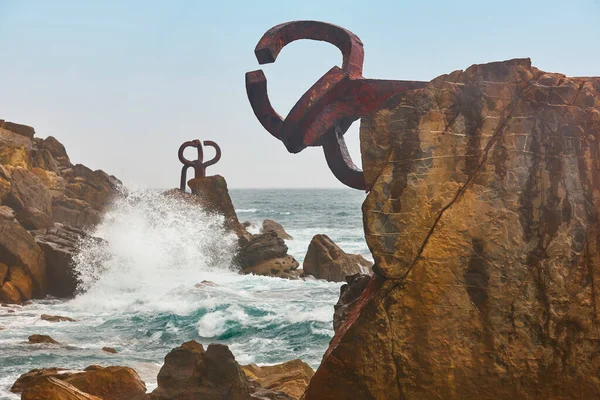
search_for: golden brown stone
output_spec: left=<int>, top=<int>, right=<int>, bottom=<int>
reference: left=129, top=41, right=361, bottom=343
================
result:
left=21, top=377, right=101, bottom=400
left=242, top=359, right=314, bottom=400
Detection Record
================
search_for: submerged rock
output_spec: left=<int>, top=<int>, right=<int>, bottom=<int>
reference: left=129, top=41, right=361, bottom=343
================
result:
left=260, top=219, right=293, bottom=240
left=242, top=360, right=314, bottom=400
left=102, top=347, right=118, bottom=354
left=302, top=234, right=372, bottom=282
left=41, top=314, right=76, bottom=322
left=28, top=334, right=59, bottom=344
left=237, top=232, right=300, bottom=279
left=305, top=59, right=600, bottom=399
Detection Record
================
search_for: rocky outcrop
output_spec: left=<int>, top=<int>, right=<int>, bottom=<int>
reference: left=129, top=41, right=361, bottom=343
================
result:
left=13, top=365, right=145, bottom=400
left=332, top=274, right=371, bottom=333
left=304, top=59, right=600, bottom=399
left=22, top=377, right=102, bottom=400
left=32, top=225, right=105, bottom=298
left=302, top=235, right=372, bottom=282
left=236, top=232, right=300, bottom=279
left=242, top=360, right=313, bottom=400
left=260, top=219, right=293, bottom=240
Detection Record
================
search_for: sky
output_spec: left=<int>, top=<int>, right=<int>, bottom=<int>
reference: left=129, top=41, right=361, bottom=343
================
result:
left=0, top=0, right=599, bottom=189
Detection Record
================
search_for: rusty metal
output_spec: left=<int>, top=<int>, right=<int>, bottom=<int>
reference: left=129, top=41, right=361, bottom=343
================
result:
left=245, top=20, right=428, bottom=190
left=178, top=140, right=221, bottom=191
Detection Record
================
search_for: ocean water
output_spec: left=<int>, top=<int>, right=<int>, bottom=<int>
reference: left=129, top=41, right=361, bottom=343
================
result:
left=0, top=188, right=369, bottom=398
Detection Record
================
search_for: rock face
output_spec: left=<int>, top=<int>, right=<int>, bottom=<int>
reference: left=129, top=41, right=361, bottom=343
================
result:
left=242, top=360, right=314, bottom=400
left=260, top=219, right=293, bottom=240
left=332, top=274, right=371, bottom=333
left=237, top=232, right=300, bottom=279
left=21, top=377, right=102, bottom=400
left=150, top=340, right=251, bottom=400
left=302, top=235, right=372, bottom=282
left=304, top=59, right=600, bottom=399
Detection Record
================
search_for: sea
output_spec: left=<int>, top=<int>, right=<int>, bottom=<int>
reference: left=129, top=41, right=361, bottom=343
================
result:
left=0, top=188, right=370, bottom=398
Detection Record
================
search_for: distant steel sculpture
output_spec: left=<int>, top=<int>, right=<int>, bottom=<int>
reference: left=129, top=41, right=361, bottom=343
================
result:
left=245, top=20, right=428, bottom=190
left=178, top=140, right=221, bottom=191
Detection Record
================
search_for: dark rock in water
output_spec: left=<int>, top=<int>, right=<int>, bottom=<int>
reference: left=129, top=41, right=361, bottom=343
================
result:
left=32, top=225, right=106, bottom=298
left=102, top=347, right=118, bottom=354
left=305, top=59, right=600, bottom=399
left=28, top=334, right=59, bottom=344
left=236, top=232, right=300, bottom=279
left=21, top=377, right=101, bottom=400
left=260, top=219, right=293, bottom=240
left=150, top=341, right=251, bottom=400
left=242, top=360, right=314, bottom=400
left=41, top=314, right=75, bottom=322
left=302, top=234, right=372, bottom=282
left=242, top=221, right=253, bottom=228
left=16, top=206, right=54, bottom=230
left=332, top=274, right=371, bottom=333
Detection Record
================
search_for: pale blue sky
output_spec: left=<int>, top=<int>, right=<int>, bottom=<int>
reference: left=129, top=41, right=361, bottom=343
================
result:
left=0, top=0, right=598, bottom=188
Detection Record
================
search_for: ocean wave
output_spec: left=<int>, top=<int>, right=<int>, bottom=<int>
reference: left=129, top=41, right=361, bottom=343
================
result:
left=236, top=208, right=258, bottom=213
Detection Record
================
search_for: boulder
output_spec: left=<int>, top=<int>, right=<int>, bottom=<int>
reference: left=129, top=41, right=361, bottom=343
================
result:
left=0, top=281, right=21, bottom=303
left=32, top=225, right=100, bottom=298
left=304, top=59, right=600, bottom=399
left=242, top=360, right=314, bottom=400
left=64, top=164, right=120, bottom=211
left=41, top=314, right=75, bottom=322
left=302, top=235, right=372, bottom=282
left=21, top=377, right=102, bottom=400
left=28, top=334, right=59, bottom=344
left=0, top=219, right=45, bottom=296
left=236, top=232, right=300, bottom=278
left=102, top=347, right=118, bottom=354
left=11, top=368, right=74, bottom=393
left=17, top=206, right=54, bottom=230
left=1, top=120, right=35, bottom=139
left=6, top=168, right=53, bottom=216
left=0, top=124, right=33, bottom=169
left=150, top=340, right=251, bottom=400
left=332, top=274, right=371, bottom=333
left=52, top=197, right=102, bottom=229
left=38, top=136, right=72, bottom=170
left=260, top=219, right=293, bottom=240
left=8, top=265, right=33, bottom=300
left=63, top=365, right=146, bottom=400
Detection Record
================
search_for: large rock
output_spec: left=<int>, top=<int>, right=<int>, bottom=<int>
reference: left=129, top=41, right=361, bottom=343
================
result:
left=22, top=377, right=102, bottom=400
left=0, top=124, right=33, bottom=169
left=242, top=360, right=314, bottom=400
left=237, top=232, right=300, bottom=279
left=6, top=168, right=52, bottom=216
left=32, top=225, right=105, bottom=298
left=304, top=59, right=600, bottom=399
left=302, top=235, right=372, bottom=282
left=37, top=136, right=72, bottom=170
left=332, top=274, right=371, bottom=333
left=0, top=219, right=45, bottom=297
left=260, top=219, right=293, bottom=240
left=11, top=368, right=74, bottom=393
left=150, top=340, right=251, bottom=400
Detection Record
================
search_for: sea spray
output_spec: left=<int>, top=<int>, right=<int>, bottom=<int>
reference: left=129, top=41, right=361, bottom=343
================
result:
left=0, top=189, right=344, bottom=397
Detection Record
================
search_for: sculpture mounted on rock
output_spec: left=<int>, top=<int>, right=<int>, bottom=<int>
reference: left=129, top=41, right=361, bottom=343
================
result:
left=245, top=20, right=427, bottom=190
left=247, top=21, right=600, bottom=400
left=177, top=139, right=221, bottom=191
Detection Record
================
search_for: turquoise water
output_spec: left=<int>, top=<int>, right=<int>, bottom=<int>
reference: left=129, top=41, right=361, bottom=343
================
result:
left=0, top=188, right=368, bottom=398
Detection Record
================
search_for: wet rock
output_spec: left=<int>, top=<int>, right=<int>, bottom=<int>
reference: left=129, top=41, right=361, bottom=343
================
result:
left=237, top=232, right=300, bottom=279
left=260, top=219, right=293, bottom=240
left=242, top=360, right=314, bottom=400
left=102, top=347, right=118, bottom=354
left=302, top=235, right=372, bottom=282
left=332, top=274, right=371, bottom=333
left=32, top=225, right=106, bottom=298
left=41, top=314, right=75, bottom=322
left=16, top=206, right=54, bottom=230
left=304, top=59, right=600, bottom=400
left=28, top=334, right=59, bottom=344
left=63, top=366, right=146, bottom=400
left=22, top=377, right=102, bottom=400
left=0, top=219, right=45, bottom=297
left=150, top=341, right=251, bottom=400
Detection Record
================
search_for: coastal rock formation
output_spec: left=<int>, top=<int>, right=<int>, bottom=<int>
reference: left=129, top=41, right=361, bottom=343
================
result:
left=28, top=334, right=59, bottom=344
left=332, top=274, right=371, bottom=332
left=22, top=378, right=102, bottom=400
left=260, top=219, right=293, bottom=240
left=242, top=360, right=314, bottom=400
left=304, top=59, right=600, bottom=399
left=302, top=235, right=372, bottom=282
left=13, top=365, right=145, bottom=400
left=236, top=232, right=300, bottom=279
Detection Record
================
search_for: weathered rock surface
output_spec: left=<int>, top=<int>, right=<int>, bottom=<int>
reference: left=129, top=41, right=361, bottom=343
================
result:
left=332, top=273, right=371, bottom=333
left=28, top=334, right=59, bottom=344
left=260, top=219, right=293, bottom=240
left=304, top=59, right=600, bottom=399
left=21, top=377, right=101, bottom=400
left=242, top=360, right=314, bottom=400
left=11, top=368, right=74, bottom=393
left=237, top=232, right=300, bottom=279
left=302, top=234, right=372, bottom=282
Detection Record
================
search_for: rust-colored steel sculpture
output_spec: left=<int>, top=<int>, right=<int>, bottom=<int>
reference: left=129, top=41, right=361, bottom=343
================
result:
left=245, top=20, right=428, bottom=190
left=178, top=140, right=221, bottom=191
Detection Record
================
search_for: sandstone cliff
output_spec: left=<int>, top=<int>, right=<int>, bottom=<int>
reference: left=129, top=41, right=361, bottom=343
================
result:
left=304, top=59, right=600, bottom=399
